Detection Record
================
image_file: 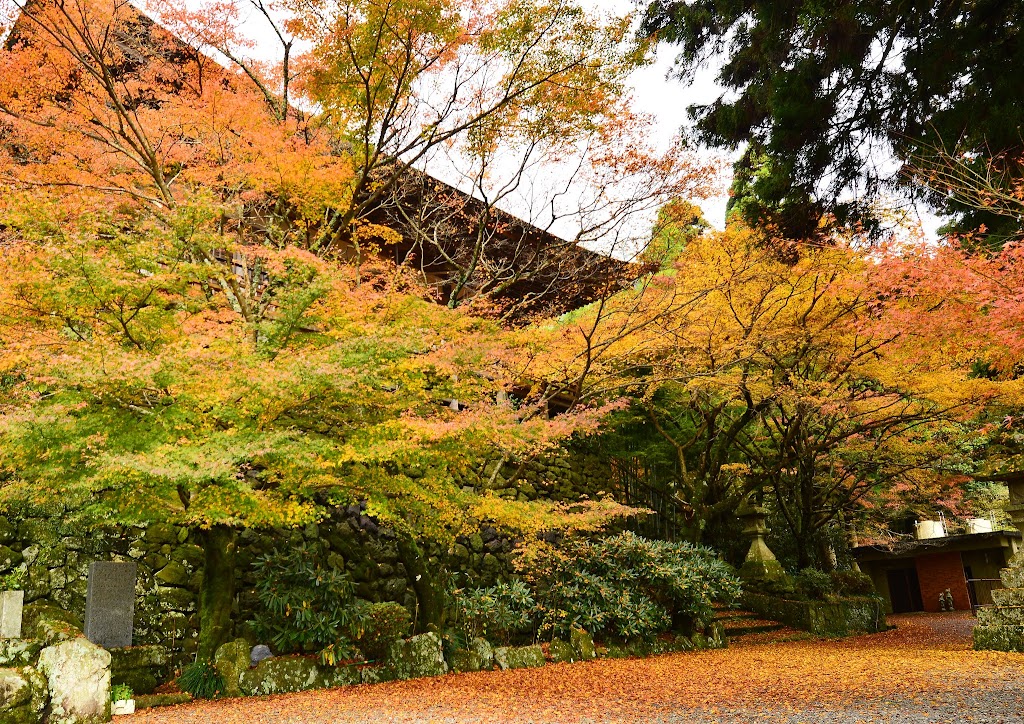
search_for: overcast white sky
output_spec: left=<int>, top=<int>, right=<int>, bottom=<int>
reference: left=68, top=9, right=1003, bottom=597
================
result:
left=214, top=0, right=944, bottom=239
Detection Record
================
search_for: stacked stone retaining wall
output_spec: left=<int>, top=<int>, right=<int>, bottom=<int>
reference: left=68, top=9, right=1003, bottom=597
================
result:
left=0, top=451, right=611, bottom=669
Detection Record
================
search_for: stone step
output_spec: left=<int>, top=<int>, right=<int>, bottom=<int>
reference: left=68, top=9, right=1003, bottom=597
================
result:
left=977, top=604, right=1024, bottom=627
left=1001, top=564, right=1024, bottom=589
left=713, top=609, right=788, bottom=639
left=724, top=623, right=788, bottom=637
left=974, top=623, right=1024, bottom=653
left=991, top=587, right=1024, bottom=606
left=713, top=609, right=761, bottom=619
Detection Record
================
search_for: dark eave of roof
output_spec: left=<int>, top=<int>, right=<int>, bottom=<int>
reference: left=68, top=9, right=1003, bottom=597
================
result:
left=853, top=529, right=1022, bottom=561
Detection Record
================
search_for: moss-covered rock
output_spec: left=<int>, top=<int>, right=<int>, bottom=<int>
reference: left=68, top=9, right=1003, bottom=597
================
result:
left=707, top=621, right=727, bottom=649
left=0, top=517, right=15, bottom=544
left=386, top=633, right=448, bottom=680
left=0, top=665, right=48, bottom=724
left=135, top=692, right=192, bottom=709
left=0, top=667, right=33, bottom=710
left=114, top=669, right=157, bottom=697
left=109, top=645, right=169, bottom=695
left=548, top=638, right=576, bottom=663
left=144, top=524, right=179, bottom=546
left=469, top=637, right=493, bottom=671
left=239, top=656, right=319, bottom=696
left=316, top=664, right=360, bottom=688
left=740, top=592, right=885, bottom=637
left=359, top=663, right=396, bottom=684
left=493, top=645, right=545, bottom=670
left=171, top=545, right=205, bottom=569
left=38, top=638, right=111, bottom=724
left=235, top=655, right=359, bottom=696
left=0, top=545, right=23, bottom=572
left=109, top=645, right=168, bottom=672
left=155, top=562, right=190, bottom=587
left=213, top=639, right=250, bottom=697
left=570, top=628, right=595, bottom=661
left=0, top=640, right=43, bottom=667
left=22, top=603, right=82, bottom=636
left=156, top=586, right=195, bottom=612
left=447, top=648, right=483, bottom=673
left=23, top=603, right=84, bottom=647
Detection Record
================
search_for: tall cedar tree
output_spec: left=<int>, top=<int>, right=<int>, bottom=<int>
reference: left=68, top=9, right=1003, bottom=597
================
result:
left=642, top=0, right=1024, bottom=243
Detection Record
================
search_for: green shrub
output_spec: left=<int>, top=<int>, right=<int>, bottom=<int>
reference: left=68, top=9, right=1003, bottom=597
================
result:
left=454, top=579, right=536, bottom=645
left=252, top=542, right=366, bottom=663
left=830, top=569, right=875, bottom=596
left=110, top=684, right=133, bottom=702
left=747, top=574, right=795, bottom=597
left=177, top=661, right=223, bottom=699
left=794, top=568, right=834, bottom=600
left=0, top=568, right=25, bottom=590
left=358, top=602, right=412, bottom=661
left=527, top=532, right=740, bottom=642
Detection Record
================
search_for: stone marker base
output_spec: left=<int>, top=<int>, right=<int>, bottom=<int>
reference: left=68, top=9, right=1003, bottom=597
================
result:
left=974, top=559, right=1024, bottom=652
left=0, top=590, right=24, bottom=639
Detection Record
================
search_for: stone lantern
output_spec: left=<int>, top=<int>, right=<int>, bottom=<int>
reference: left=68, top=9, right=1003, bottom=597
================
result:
left=736, top=500, right=787, bottom=585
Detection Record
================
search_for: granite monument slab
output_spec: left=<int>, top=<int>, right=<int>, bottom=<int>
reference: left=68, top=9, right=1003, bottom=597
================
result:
left=84, top=561, right=136, bottom=648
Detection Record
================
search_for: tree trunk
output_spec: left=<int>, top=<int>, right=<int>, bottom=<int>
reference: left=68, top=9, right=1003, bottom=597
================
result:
left=196, top=525, right=237, bottom=662
left=817, top=536, right=838, bottom=572
left=396, top=536, right=447, bottom=633
left=793, top=526, right=813, bottom=570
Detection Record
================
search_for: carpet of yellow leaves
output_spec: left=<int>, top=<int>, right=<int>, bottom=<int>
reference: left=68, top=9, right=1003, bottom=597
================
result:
left=126, top=613, right=1024, bottom=723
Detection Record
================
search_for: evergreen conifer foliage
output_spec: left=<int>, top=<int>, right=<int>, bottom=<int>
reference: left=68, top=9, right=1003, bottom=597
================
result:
left=642, top=0, right=1024, bottom=242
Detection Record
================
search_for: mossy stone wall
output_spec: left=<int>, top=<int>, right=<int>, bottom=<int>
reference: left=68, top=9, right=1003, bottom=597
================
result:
left=0, top=451, right=611, bottom=669
left=740, top=592, right=887, bottom=636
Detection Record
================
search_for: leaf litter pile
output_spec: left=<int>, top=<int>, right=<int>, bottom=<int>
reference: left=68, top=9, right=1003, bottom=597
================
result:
left=128, top=614, right=1024, bottom=723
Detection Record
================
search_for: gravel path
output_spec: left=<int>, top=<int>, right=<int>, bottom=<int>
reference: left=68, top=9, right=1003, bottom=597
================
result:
left=126, top=613, right=1024, bottom=724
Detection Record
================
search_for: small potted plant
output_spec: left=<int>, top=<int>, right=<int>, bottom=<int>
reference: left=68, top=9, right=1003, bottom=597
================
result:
left=111, top=684, right=135, bottom=716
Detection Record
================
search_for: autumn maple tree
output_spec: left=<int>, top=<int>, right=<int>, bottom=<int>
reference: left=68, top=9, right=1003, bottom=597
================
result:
left=0, top=201, right=641, bottom=655
left=525, top=203, right=1007, bottom=565
left=0, top=0, right=701, bottom=657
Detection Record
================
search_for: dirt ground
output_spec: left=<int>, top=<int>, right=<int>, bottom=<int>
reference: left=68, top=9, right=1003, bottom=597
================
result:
left=126, top=612, right=1024, bottom=724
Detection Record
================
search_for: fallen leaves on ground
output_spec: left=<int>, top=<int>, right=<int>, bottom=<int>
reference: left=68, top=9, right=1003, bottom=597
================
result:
left=127, top=614, right=1024, bottom=723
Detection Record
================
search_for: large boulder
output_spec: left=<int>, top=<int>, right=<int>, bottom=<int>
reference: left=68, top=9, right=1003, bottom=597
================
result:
left=213, top=639, right=250, bottom=697
left=493, top=645, right=545, bottom=671
left=548, top=638, right=576, bottom=663
left=237, top=656, right=359, bottom=696
left=389, top=633, right=447, bottom=679
left=22, top=604, right=83, bottom=648
left=38, top=638, right=111, bottom=723
left=0, top=666, right=48, bottom=724
left=316, top=664, right=360, bottom=689
left=447, top=637, right=494, bottom=673
left=470, top=638, right=493, bottom=671
left=363, top=633, right=448, bottom=683
left=238, top=656, right=318, bottom=697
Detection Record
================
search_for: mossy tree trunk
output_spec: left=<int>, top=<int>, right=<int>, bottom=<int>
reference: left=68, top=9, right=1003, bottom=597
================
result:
left=196, top=525, right=237, bottom=661
left=396, top=536, right=447, bottom=633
